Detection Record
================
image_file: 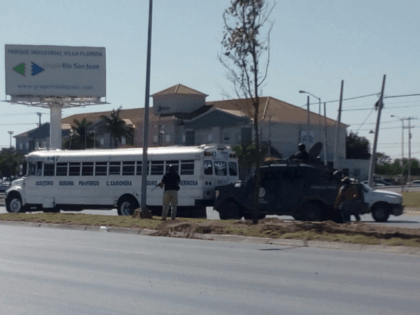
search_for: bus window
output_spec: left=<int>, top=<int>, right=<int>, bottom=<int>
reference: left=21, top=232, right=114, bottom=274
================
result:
left=123, top=161, right=135, bottom=176
left=56, top=163, right=68, bottom=176
left=37, top=162, right=43, bottom=176
left=109, top=162, right=121, bottom=175
left=69, top=163, right=81, bottom=176
left=229, top=162, right=238, bottom=176
left=151, top=161, right=164, bottom=175
left=82, top=162, right=94, bottom=176
left=165, top=160, right=179, bottom=173
left=181, top=160, right=194, bottom=175
left=203, top=160, right=213, bottom=175
left=28, top=162, right=36, bottom=176
left=95, top=162, right=107, bottom=176
left=136, top=161, right=149, bottom=176
left=214, top=161, right=227, bottom=176
left=44, top=163, right=55, bottom=176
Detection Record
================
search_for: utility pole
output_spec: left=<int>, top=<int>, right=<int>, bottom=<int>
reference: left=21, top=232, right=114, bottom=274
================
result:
left=405, top=117, right=416, bottom=185
left=323, top=102, right=327, bottom=166
left=334, top=80, right=344, bottom=169
left=37, top=112, right=42, bottom=126
left=8, top=131, right=14, bottom=148
left=368, top=75, right=386, bottom=187
left=141, top=0, right=153, bottom=212
left=391, top=115, right=405, bottom=191
left=306, top=96, right=310, bottom=148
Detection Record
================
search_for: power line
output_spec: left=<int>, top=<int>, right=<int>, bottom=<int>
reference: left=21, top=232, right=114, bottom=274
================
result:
left=300, top=92, right=420, bottom=108
left=355, top=109, right=374, bottom=133
left=0, top=123, right=38, bottom=126
left=343, top=104, right=420, bottom=111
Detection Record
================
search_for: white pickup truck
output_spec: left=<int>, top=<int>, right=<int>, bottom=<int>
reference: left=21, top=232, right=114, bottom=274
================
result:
left=359, top=183, right=404, bottom=222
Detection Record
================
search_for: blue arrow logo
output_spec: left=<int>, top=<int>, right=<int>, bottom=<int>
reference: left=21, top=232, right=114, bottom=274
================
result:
left=31, top=62, right=44, bottom=76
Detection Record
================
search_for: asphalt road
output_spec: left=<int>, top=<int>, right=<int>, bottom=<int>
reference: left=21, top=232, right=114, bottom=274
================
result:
left=1, top=224, right=419, bottom=315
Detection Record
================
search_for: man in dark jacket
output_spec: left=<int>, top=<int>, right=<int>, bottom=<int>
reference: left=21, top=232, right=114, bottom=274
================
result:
left=288, top=143, right=309, bottom=162
left=158, top=165, right=181, bottom=221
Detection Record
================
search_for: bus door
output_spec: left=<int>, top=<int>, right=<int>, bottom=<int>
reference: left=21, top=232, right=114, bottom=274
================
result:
left=25, top=159, right=45, bottom=205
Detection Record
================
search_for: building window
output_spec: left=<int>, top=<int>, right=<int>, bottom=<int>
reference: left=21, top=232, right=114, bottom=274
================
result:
left=26, top=142, right=29, bottom=149
left=223, top=132, right=230, bottom=142
left=182, top=135, right=186, bottom=143
left=165, top=135, right=170, bottom=143
left=207, top=134, right=213, bottom=142
left=121, top=136, right=126, bottom=145
left=153, top=135, right=158, bottom=142
left=19, top=143, right=23, bottom=150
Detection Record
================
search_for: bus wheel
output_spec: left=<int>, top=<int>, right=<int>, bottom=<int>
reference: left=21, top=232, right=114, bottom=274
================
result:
left=6, top=194, right=23, bottom=213
left=118, top=197, right=138, bottom=216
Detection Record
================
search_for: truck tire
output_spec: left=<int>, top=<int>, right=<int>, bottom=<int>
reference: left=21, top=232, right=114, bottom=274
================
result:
left=372, top=204, right=390, bottom=222
left=304, top=203, right=323, bottom=221
left=219, top=201, right=241, bottom=220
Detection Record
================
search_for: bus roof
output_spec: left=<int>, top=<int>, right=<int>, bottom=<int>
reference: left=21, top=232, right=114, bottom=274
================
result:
left=26, top=144, right=233, bottom=159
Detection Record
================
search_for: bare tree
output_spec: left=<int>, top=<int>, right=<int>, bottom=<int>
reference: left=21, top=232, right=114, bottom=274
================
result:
left=219, top=0, right=274, bottom=224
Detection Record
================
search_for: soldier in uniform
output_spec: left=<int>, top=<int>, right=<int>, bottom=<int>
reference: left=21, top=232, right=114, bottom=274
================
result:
left=288, top=143, right=309, bottom=162
left=334, top=177, right=360, bottom=223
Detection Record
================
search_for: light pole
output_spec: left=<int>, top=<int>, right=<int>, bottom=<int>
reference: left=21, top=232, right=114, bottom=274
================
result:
left=8, top=131, right=14, bottom=148
left=391, top=115, right=405, bottom=190
left=299, top=90, right=324, bottom=163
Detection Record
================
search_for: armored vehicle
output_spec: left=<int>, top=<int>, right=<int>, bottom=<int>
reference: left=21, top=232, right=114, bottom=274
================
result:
left=214, top=160, right=404, bottom=222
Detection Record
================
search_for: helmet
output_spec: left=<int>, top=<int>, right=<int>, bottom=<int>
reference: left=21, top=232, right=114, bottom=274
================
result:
left=169, top=165, right=176, bottom=173
left=298, top=143, right=306, bottom=150
left=341, top=177, right=351, bottom=184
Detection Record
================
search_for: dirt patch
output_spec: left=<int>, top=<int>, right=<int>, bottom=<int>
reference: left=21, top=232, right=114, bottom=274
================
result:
left=151, top=217, right=420, bottom=247
left=1, top=212, right=419, bottom=248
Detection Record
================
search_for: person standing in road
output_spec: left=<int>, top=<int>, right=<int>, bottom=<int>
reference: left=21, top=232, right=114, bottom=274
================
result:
left=158, top=165, right=180, bottom=221
left=334, top=177, right=359, bottom=223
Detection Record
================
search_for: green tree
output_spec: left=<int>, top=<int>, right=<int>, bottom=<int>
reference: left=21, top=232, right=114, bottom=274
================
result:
left=219, top=0, right=275, bottom=224
left=0, top=148, right=24, bottom=180
left=346, top=131, right=371, bottom=159
left=101, top=108, right=134, bottom=148
left=63, top=118, right=97, bottom=150
left=233, top=141, right=269, bottom=180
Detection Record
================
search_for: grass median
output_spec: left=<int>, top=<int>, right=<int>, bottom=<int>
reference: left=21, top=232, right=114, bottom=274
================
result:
left=402, top=192, right=420, bottom=209
left=0, top=212, right=419, bottom=248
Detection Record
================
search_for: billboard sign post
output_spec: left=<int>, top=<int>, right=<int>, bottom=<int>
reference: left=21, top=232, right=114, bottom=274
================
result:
left=4, top=44, right=107, bottom=149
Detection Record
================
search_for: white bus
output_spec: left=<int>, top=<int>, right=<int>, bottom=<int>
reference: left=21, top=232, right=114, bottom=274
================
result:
left=5, top=145, right=239, bottom=217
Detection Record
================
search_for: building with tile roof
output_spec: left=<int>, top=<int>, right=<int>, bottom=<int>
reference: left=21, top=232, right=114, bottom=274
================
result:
left=16, top=83, right=369, bottom=179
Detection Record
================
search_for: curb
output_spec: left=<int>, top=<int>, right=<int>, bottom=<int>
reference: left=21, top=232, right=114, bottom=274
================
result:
left=0, top=220, right=419, bottom=256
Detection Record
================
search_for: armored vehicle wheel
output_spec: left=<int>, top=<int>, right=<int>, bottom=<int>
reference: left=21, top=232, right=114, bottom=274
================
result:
left=219, top=201, right=241, bottom=220
left=371, top=204, right=390, bottom=222
left=292, top=212, right=303, bottom=221
left=304, top=203, right=322, bottom=221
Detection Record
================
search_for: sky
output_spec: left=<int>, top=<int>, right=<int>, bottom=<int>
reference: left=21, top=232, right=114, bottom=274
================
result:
left=1, top=0, right=419, bottom=160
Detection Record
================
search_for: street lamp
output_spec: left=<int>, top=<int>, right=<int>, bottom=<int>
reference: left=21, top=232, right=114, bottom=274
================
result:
left=8, top=131, right=14, bottom=148
left=299, top=90, right=326, bottom=165
left=391, top=115, right=405, bottom=190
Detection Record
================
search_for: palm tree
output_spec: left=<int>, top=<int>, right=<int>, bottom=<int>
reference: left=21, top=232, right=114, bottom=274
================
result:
left=101, top=107, right=134, bottom=148
left=63, top=118, right=97, bottom=150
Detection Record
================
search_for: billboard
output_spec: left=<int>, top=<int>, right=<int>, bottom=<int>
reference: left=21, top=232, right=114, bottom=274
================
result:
left=5, top=44, right=106, bottom=97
